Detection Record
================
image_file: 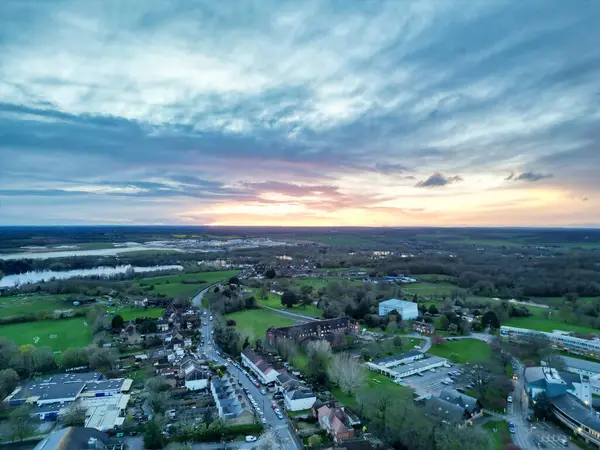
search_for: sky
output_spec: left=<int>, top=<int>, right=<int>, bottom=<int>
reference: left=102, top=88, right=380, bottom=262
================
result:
left=1, top=0, right=599, bottom=227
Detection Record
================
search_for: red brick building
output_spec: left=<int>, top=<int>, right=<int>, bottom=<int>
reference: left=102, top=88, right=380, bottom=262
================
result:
left=266, top=317, right=359, bottom=347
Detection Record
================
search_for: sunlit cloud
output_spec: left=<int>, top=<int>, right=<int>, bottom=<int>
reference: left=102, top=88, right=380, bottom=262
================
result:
left=0, top=0, right=599, bottom=226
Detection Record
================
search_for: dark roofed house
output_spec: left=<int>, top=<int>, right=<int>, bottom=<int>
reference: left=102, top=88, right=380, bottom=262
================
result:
left=266, top=317, right=359, bottom=348
left=426, top=389, right=482, bottom=427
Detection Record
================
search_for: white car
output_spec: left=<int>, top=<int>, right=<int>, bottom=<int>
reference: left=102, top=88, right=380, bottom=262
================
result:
left=245, top=436, right=257, bottom=442
left=260, top=389, right=267, bottom=395
left=507, top=396, right=513, bottom=403
left=261, top=417, right=267, bottom=424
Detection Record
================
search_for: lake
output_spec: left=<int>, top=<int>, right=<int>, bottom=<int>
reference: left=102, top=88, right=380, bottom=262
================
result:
left=0, top=264, right=183, bottom=287
left=0, top=246, right=182, bottom=260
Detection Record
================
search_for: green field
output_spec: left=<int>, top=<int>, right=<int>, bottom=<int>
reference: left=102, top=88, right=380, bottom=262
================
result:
left=135, top=270, right=238, bottom=298
left=254, top=290, right=322, bottom=318
left=1, top=317, right=93, bottom=351
left=107, top=307, right=165, bottom=321
left=428, top=338, right=492, bottom=363
left=332, top=372, right=411, bottom=409
left=0, top=294, right=71, bottom=317
left=482, top=420, right=510, bottom=450
left=402, top=281, right=458, bottom=297
left=504, top=315, right=599, bottom=335
left=227, top=308, right=295, bottom=341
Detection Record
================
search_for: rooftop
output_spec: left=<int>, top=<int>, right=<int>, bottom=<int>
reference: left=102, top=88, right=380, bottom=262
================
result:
left=33, top=427, right=115, bottom=450
left=438, top=388, right=479, bottom=414
left=552, top=393, right=600, bottom=433
left=390, top=355, right=447, bottom=375
left=561, top=356, right=600, bottom=374
left=372, top=350, right=424, bottom=366
left=379, top=298, right=416, bottom=307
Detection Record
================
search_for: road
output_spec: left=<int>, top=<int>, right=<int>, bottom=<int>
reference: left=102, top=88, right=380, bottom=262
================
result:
left=197, top=306, right=301, bottom=450
left=192, top=286, right=213, bottom=308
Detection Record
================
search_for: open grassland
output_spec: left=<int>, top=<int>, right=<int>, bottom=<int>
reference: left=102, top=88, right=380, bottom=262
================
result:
left=226, top=308, right=295, bottom=342
left=1, top=317, right=92, bottom=351
left=254, top=290, right=322, bottom=318
left=107, top=306, right=165, bottom=321
left=135, top=270, right=238, bottom=298
left=504, top=315, right=599, bottom=335
left=0, top=294, right=71, bottom=317
left=402, top=281, right=458, bottom=297
left=483, top=420, right=511, bottom=450
left=428, top=338, right=492, bottom=363
left=292, top=277, right=363, bottom=289
left=332, top=372, right=412, bottom=409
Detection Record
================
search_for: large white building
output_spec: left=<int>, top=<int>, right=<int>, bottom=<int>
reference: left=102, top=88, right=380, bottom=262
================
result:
left=378, top=299, right=419, bottom=319
left=500, top=326, right=600, bottom=360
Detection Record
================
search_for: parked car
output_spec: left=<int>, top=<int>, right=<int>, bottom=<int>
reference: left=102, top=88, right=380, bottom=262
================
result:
left=245, top=436, right=257, bottom=442
left=260, top=389, right=267, bottom=395
left=508, top=422, right=516, bottom=434
left=507, top=396, right=513, bottom=403
left=273, top=393, right=284, bottom=399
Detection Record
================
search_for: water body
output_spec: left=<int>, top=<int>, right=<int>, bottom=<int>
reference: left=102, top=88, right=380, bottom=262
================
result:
left=0, top=264, right=183, bottom=287
left=0, top=246, right=181, bottom=261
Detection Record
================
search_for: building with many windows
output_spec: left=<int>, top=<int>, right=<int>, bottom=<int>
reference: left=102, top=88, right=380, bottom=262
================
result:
left=500, top=326, right=600, bottom=360
left=266, top=317, right=359, bottom=347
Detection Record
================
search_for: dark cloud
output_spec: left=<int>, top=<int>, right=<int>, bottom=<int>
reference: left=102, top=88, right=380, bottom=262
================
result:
left=415, top=173, right=463, bottom=188
left=513, top=172, right=553, bottom=182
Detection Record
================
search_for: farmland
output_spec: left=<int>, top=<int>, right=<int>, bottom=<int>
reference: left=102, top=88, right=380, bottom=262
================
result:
left=1, top=317, right=93, bottom=351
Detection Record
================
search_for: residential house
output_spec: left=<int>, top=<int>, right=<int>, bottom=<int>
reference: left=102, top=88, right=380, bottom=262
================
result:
left=210, top=377, right=244, bottom=420
left=241, top=348, right=279, bottom=384
left=156, top=319, right=169, bottom=332
left=316, top=403, right=360, bottom=443
left=284, top=388, right=317, bottom=411
left=179, top=358, right=209, bottom=391
left=413, top=321, right=435, bottom=335
left=426, top=389, right=482, bottom=427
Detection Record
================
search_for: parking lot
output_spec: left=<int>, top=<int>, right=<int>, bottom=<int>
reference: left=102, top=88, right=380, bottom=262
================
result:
left=402, top=365, right=467, bottom=397
left=529, top=422, right=572, bottom=449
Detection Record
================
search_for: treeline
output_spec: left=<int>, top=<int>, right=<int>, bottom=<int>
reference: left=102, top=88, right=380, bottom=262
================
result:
left=204, top=283, right=256, bottom=315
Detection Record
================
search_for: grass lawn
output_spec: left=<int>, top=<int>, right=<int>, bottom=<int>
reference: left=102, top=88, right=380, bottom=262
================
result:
left=227, top=308, right=295, bottom=342
left=254, top=290, right=322, bottom=318
left=332, top=372, right=411, bottom=409
left=108, top=307, right=164, bottom=321
left=483, top=420, right=510, bottom=450
left=0, top=294, right=71, bottom=317
left=428, top=338, right=492, bottom=363
left=292, top=277, right=363, bottom=289
left=0, top=317, right=92, bottom=351
left=504, top=315, right=599, bottom=335
left=402, top=281, right=458, bottom=297
left=135, top=270, right=238, bottom=298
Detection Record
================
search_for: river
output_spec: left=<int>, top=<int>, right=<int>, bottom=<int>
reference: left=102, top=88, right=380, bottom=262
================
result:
left=0, top=246, right=182, bottom=261
left=0, top=264, right=183, bottom=287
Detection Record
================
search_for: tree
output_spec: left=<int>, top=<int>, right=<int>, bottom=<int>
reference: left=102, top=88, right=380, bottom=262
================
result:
left=87, top=346, right=117, bottom=370
left=459, top=361, right=496, bottom=399
left=431, top=335, right=446, bottom=345
left=281, top=290, right=298, bottom=308
left=144, top=417, right=166, bottom=449
left=174, top=294, right=191, bottom=308
left=244, top=296, right=256, bottom=309
left=0, top=369, right=19, bottom=399
left=533, top=391, right=553, bottom=419
left=306, top=340, right=332, bottom=385
left=257, top=429, right=282, bottom=450
left=148, top=391, right=170, bottom=414
left=242, top=336, right=251, bottom=350
left=146, top=376, right=172, bottom=393
left=482, top=311, right=501, bottom=329
left=60, top=347, right=88, bottom=369
left=327, top=353, right=365, bottom=395
left=439, top=315, right=450, bottom=330
left=428, top=305, right=439, bottom=315
left=0, top=338, right=19, bottom=371
left=448, top=323, right=459, bottom=335
left=111, top=314, right=124, bottom=330
left=307, top=434, right=322, bottom=447
left=8, top=405, right=34, bottom=442
left=60, top=404, right=87, bottom=426
left=228, top=276, right=240, bottom=285
left=264, top=268, right=276, bottom=279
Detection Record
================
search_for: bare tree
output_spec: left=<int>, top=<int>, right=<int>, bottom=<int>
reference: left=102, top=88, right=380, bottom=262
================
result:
left=327, top=353, right=366, bottom=395
left=459, top=361, right=496, bottom=399
left=60, top=403, right=87, bottom=426
left=306, top=339, right=331, bottom=357
left=148, top=391, right=170, bottom=415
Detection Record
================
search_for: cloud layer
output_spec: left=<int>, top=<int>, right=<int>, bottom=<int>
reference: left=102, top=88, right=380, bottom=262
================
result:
left=0, top=0, right=599, bottom=226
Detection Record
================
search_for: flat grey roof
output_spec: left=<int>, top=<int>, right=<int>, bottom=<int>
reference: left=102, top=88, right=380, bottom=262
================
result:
left=391, top=356, right=446, bottom=375
left=561, top=356, right=600, bottom=374
left=372, top=350, right=424, bottom=365
left=552, top=394, right=600, bottom=432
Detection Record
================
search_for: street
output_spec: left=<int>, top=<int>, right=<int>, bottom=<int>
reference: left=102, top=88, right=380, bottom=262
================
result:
left=196, top=299, right=302, bottom=450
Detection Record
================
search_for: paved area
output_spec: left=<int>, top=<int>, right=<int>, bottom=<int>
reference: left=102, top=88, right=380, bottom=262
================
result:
left=402, top=365, right=463, bottom=397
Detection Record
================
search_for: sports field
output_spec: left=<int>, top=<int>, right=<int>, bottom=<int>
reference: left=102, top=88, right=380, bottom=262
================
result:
left=428, top=338, right=492, bottom=363
left=1, top=317, right=93, bottom=351
left=107, top=307, right=165, bottom=321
